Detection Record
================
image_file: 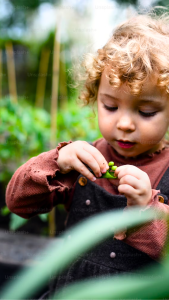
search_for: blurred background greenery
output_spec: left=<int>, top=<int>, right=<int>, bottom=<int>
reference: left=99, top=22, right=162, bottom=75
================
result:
left=0, top=0, right=168, bottom=235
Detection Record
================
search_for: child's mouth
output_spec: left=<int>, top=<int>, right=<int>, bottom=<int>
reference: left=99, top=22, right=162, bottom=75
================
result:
left=117, top=140, right=136, bottom=149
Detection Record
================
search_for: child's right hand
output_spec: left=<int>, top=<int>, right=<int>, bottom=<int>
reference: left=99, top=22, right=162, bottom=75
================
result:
left=57, top=141, right=109, bottom=181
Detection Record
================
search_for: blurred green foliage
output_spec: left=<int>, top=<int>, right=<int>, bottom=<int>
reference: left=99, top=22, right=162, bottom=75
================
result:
left=57, top=103, right=101, bottom=142
left=0, top=97, right=101, bottom=231
left=117, top=0, right=138, bottom=4
left=0, top=97, right=101, bottom=184
left=10, top=0, right=56, bottom=10
left=0, top=97, right=51, bottom=183
left=115, top=0, right=164, bottom=5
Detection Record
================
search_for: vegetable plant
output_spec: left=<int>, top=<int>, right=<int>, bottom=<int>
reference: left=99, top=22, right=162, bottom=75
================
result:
left=0, top=97, right=102, bottom=232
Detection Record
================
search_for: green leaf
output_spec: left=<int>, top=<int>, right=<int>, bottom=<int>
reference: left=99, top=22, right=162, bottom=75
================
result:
left=9, top=213, right=28, bottom=230
left=38, top=213, right=49, bottom=222
left=53, top=266, right=169, bottom=300
left=1, top=206, right=11, bottom=216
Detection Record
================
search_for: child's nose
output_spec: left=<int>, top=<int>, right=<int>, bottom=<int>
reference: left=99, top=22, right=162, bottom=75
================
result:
left=116, top=114, right=135, bottom=131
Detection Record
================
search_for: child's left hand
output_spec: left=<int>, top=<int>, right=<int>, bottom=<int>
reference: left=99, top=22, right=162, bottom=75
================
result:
left=114, top=165, right=152, bottom=207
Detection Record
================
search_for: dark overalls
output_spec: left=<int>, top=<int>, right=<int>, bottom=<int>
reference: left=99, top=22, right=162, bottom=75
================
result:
left=46, top=166, right=169, bottom=299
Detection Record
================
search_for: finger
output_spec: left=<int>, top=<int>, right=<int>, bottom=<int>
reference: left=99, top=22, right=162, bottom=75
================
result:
left=115, top=165, right=141, bottom=180
left=114, top=165, right=127, bottom=177
left=74, top=158, right=97, bottom=181
left=119, top=175, right=140, bottom=190
left=83, top=144, right=109, bottom=172
left=118, top=184, right=136, bottom=199
left=77, top=150, right=102, bottom=178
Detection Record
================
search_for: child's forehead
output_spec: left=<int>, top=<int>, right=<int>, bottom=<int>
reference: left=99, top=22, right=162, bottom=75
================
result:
left=99, top=67, right=168, bottom=99
left=101, top=67, right=157, bottom=88
left=102, top=66, right=158, bottom=83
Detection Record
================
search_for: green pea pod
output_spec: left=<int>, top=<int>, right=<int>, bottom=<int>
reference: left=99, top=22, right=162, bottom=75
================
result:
left=89, top=161, right=118, bottom=179
left=101, top=171, right=118, bottom=179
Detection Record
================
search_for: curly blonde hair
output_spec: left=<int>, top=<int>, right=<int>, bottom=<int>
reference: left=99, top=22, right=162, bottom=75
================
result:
left=75, top=9, right=169, bottom=106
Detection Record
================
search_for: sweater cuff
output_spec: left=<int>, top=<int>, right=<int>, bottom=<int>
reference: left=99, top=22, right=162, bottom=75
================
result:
left=57, top=141, right=73, bottom=152
left=27, top=141, right=73, bottom=193
left=46, top=140, right=73, bottom=181
left=113, top=189, right=161, bottom=241
left=139, top=189, right=161, bottom=212
left=55, top=141, right=73, bottom=173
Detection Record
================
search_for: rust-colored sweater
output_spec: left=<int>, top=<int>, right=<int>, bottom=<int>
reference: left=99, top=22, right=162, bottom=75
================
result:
left=6, top=138, right=169, bottom=260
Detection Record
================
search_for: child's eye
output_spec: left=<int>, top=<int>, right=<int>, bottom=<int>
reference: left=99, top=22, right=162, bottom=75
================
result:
left=104, top=105, right=117, bottom=111
left=139, top=111, right=157, bottom=117
left=104, top=105, right=157, bottom=117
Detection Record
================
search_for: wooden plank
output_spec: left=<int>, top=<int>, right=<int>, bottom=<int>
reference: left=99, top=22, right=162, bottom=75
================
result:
left=0, top=229, right=61, bottom=267
left=5, top=42, right=17, bottom=103
left=49, top=21, right=61, bottom=238
left=35, top=48, right=50, bottom=108
left=0, top=49, right=2, bottom=99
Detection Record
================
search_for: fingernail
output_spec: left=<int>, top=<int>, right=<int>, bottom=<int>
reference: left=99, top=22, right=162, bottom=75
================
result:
left=92, top=177, right=96, bottom=181
left=98, top=172, right=102, bottom=177
left=102, top=168, right=107, bottom=173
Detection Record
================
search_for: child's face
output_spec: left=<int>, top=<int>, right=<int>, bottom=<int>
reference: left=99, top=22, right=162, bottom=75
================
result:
left=97, top=68, right=169, bottom=158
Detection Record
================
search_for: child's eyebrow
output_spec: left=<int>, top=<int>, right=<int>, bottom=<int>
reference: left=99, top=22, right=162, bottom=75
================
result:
left=138, top=99, right=163, bottom=105
left=99, top=93, right=163, bottom=105
left=100, top=93, right=119, bottom=101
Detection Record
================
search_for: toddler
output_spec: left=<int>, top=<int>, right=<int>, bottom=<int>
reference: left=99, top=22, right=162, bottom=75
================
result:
left=6, top=11, right=169, bottom=298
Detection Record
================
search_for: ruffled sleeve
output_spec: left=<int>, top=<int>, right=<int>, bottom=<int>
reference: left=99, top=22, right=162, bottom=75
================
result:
left=6, top=141, right=79, bottom=219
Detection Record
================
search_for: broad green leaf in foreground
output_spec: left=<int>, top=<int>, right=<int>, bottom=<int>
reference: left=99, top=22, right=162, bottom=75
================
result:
left=9, top=213, right=28, bottom=230
left=0, top=207, right=165, bottom=300
left=38, top=213, right=49, bottom=222
left=53, top=265, right=169, bottom=300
